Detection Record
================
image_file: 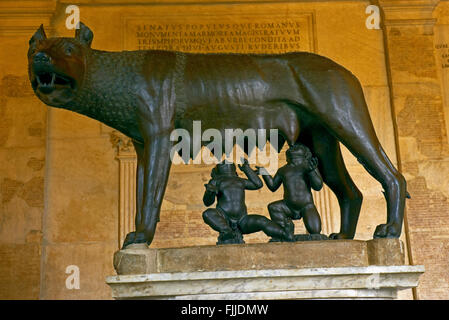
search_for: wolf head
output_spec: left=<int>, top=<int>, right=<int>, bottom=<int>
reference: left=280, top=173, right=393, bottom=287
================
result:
left=28, top=22, right=93, bottom=107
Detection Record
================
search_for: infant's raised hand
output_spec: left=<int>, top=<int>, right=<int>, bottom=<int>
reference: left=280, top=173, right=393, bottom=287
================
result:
left=238, top=158, right=250, bottom=170
left=308, top=156, right=319, bottom=171
left=204, top=183, right=218, bottom=193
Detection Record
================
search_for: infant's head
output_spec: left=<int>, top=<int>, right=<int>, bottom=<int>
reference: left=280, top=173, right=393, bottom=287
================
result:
left=286, top=144, right=312, bottom=164
left=212, top=162, right=238, bottom=177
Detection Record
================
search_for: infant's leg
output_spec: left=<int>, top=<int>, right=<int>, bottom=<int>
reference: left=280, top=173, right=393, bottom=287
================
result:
left=202, top=208, right=233, bottom=233
left=203, top=208, right=244, bottom=244
left=267, top=200, right=294, bottom=235
left=239, top=215, right=294, bottom=241
left=302, top=204, right=322, bottom=234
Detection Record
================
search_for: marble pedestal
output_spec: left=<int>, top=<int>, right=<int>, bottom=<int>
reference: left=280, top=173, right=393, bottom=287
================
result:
left=106, top=239, right=424, bottom=300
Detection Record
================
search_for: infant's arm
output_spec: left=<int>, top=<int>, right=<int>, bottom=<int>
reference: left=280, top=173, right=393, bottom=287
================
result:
left=239, top=160, right=263, bottom=190
left=307, top=157, right=323, bottom=191
left=260, top=167, right=283, bottom=192
left=203, top=179, right=217, bottom=206
left=308, top=169, right=323, bottom=191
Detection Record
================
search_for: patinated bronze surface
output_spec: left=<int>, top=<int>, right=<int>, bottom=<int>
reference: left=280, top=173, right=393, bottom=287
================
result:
left=258, top=143, right=324, bottom=240
left=203, top=161, right=294, bottom=244
left=28, top=23, right=409, bottom=248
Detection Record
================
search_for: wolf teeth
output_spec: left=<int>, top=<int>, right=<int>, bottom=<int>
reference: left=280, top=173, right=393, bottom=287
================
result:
left=37, top=72, right=55, bottom=86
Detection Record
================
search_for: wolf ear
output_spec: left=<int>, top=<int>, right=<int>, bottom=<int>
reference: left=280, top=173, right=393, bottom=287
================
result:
left=75, top=22, right=93, bottom=47
left=29, top=24, right=47, bottom=46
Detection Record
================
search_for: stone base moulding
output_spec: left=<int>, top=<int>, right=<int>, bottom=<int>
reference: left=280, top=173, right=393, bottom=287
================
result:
left=106, top=239, right=425, bottom=300
left=106, top=265, right=424, bottom=300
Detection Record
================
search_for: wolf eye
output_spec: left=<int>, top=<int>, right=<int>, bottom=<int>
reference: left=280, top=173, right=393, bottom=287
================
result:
left=64, top=45, right=75, bottom=56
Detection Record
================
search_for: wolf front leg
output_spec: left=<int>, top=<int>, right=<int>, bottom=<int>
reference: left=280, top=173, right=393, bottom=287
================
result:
left=122, top=80, right=176, bottom=248
left=122, top=134, right=173, bottom=248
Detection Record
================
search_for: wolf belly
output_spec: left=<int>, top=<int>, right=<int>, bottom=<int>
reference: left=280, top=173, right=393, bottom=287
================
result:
left=176, top=53, right=302, bottom=149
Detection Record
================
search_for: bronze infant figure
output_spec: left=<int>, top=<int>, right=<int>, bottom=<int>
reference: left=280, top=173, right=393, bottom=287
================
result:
left=258, top=143, right=324, bottom=240
left=203, top=161, right=294, bottom=244
left=28, top=22, right=409, bottom=248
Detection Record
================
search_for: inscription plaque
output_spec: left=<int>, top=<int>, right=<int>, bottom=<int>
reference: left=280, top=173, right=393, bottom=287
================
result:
left=123, top=14, right=316, bottom=53
left=435, top=25, right=449, bottom=140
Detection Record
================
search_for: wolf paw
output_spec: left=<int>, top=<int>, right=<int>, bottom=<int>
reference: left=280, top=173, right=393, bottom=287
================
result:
left=329, top=232, right=353, bottom=240
left=121, top=231, right=148, bottom=249
left=373, top=223, right=401, bottom=238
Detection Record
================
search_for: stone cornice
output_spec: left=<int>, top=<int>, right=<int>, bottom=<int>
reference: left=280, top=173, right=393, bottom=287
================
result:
left=56, top=0, right=403, bottom=5
left=0, top=0, right=57, bottom=37
left=374, top=0, right=439, bottom=27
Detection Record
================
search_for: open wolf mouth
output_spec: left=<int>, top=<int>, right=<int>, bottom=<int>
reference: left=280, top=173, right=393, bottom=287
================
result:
left=32, top=71, right=76, bottom=94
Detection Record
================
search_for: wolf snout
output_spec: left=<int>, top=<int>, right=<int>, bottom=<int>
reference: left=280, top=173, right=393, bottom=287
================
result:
left=33, top=52, right=51, bottom=64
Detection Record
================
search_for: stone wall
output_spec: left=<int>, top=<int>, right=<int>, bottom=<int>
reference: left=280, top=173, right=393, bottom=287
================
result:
left=0, top=0, right=57, bottom=299
left=0, top=0, right=448, bottom=300
left=372, top=0, right=449, bottom=300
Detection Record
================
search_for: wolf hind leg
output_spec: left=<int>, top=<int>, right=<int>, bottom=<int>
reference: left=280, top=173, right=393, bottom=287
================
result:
left=306, top=130, right=363, bottom=239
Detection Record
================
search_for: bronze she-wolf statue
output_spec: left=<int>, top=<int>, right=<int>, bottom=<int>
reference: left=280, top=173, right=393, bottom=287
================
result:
left=28, top=23, right=408, bottom=248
